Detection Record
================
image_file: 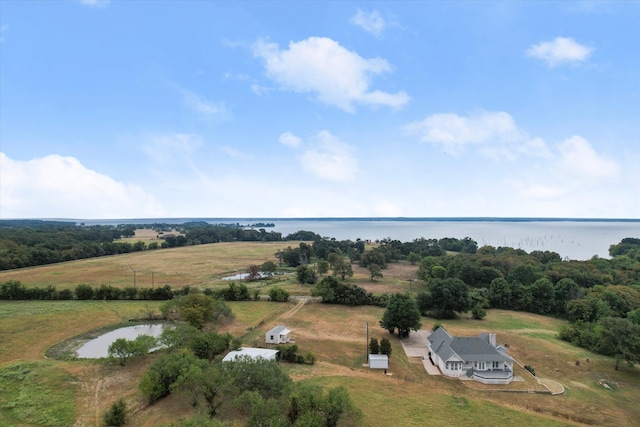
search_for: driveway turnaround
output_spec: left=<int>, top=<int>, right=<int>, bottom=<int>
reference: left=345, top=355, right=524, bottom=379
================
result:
left=400, top=330, right=441, bottom=375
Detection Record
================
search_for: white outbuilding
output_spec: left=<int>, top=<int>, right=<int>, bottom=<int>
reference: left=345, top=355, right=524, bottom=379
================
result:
left=368, top=354, right=389, bottom=370
left=222, top=347, right=279, bottom=362
left=266, top=325, right=292, bottom=344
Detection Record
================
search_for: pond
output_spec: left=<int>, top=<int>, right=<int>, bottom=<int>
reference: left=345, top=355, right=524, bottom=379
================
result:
left=220, top=271, right=288, bottom=280
left=76, top=324, right=168, bottom=359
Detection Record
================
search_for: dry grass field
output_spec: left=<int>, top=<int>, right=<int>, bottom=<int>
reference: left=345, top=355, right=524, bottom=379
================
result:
left=0, top=241, right=298, bottom=289
left=1, top=242, right=640, bottom=426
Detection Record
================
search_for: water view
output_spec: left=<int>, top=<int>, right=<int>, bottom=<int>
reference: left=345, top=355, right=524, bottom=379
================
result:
left=76, top=324, right=168, bottom=359
left=80, top=218, right=639, bottom=261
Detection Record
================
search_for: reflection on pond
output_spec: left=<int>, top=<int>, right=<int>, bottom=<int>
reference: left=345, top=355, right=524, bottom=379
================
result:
left=221, top=271, right=288, bottom=280
left=76, top=324, right=168, bottom=359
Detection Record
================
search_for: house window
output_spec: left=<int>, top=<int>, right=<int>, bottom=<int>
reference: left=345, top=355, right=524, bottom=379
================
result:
left=270, top=335, right=274, bottom=340
left=493, top=361, right=500, bottom=369
left=477, top=362, right=485, bottom=370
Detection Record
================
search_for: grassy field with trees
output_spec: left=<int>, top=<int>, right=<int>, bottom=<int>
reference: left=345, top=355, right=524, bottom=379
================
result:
left=1, top=227, right=639, bottom=426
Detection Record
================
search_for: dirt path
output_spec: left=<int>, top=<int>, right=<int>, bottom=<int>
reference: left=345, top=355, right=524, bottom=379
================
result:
left=94, top=379, right=103, bottom=427
left=280, top=298, right=306, bottom=319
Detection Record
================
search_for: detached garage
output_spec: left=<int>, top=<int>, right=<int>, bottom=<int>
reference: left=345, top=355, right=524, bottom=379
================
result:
left=369, top=354, right=389, bottom=370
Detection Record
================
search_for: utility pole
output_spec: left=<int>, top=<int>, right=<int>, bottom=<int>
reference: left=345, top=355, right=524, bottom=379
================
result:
left=151, top=271, right=154, bottom=289
left=366, top=321, right=369, bottom=365
left=133, top=270, right=136, bottom=289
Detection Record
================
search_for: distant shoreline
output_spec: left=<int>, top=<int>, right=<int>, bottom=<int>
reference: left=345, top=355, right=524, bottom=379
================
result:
left=6, top=217, right=640, bottom=224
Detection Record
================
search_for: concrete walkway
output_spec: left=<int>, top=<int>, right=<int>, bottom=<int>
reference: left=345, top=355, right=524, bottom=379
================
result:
left=400, top=330, right=441, bottom=375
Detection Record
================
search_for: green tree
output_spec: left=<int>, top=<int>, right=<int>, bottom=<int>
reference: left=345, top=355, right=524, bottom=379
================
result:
left=379, top=293, right=422, bottom=338
left=189, top=331, right=231, bottom=361
left=407, top=252, right=421, bottom=265
left=530, top=278, right=555, bottom=315
left=75, top=284, right=94, bottom=300
left=596, top=317, right=640, bottom=370
left=379, top=337, right=392, bottom=357
left=488, top=277, right=511, bottom=309
left=324, top=386, right=362, bottom=427
left=269, top=286, right=290, bottom=302
left=297, top=265, right=318, bottom=284
left=507, top=264, right=540, bottom=287
left=233, top=391, right=287, bottom=427
left=224, top=356, right=293, bottom=398
left=471, top=304, right=487, bottom=320
left=108, top=335, right=156, bottom=366
left=427, top=278, right=471, bottom=319
left=368, top=264, right=383, bottom=281
left=173, top=359, right=226, bottom=417
left=178, top=293, right=217, bottom=329
left=368, top=337, right=379, bottom=354
left=260, top=260, right=278, bottom=277
left=103, top=398, right=126, bottom=427
left=108, top=338, right=135, bottom=366
left=332, top=257, right=353, bottom=281
left=554, top=278, right=580, bottom=314
left=316, top=259, right=330, bottom=275
left=628, top=308, right=640, bottom=325
left=139, top=352, right=199, bottom=403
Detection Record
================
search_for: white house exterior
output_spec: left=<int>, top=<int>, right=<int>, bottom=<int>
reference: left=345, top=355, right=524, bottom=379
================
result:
left=266, top=325, right=291, bottom=344
left=222, top=347, right=279, bottom=362
left=427, top=327, right=514, bottom=384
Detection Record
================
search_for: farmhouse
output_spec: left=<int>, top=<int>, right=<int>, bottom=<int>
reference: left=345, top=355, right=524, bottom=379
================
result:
left=427, top=327, right=514, bottom=384
left=222, top=347, right=279, bottom=362
left=266, top=325, right=292, bottom=344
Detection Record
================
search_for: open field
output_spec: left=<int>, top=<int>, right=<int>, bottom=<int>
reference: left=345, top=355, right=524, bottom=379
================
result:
left=0, top=241, right=298, bottom=289
left=1, top=244, right=640, bottom=426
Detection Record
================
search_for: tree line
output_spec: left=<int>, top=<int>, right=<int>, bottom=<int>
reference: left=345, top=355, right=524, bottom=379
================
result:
left=286, top=237, right=640, bottom=369
left=101, top=291, right=360, bottom=426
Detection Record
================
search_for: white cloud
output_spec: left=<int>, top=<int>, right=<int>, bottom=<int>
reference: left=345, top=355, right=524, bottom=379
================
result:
left=351, top=9, right=386, bottom=37
left=182, top=90, right=228, bottom=119
left=220, top=146, right=250, bottom=159
left=142, top=133, right=203, bottom=164
left=0, top=153, right=163, bottom=219
left=279, top=132, right=302, bottom=149
left=253, top=37, right=409, bottom=112
left=78, top=0, right=110, bottom=8
left=0, top=25, right=8, bottom=43
left=404, top=111, right=527, bottom=155
left=298, top=131, right=358, bottom=181
left=557, top=135, right=620, bottom=179
left=526, top=37, right=593, bottom=67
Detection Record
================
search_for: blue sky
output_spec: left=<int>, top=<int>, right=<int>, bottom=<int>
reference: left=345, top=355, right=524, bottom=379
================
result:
left=1, top=0, right=639, bottom=219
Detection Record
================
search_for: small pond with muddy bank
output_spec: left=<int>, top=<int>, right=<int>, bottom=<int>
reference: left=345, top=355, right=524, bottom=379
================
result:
left=47, top=322, right=171, bottom=360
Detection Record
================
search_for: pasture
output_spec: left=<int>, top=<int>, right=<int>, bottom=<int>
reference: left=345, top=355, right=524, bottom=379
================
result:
left=1, top=241, right=639, bottom=426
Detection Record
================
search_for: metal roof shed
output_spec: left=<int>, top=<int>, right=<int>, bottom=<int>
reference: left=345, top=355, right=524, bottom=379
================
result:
left=369, top=354, right=389, bottom=369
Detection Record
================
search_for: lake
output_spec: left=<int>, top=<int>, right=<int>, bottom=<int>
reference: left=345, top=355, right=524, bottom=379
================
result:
left=76, top=324, right=168, bottom=359
left=77, top=218, right=639, bottom=261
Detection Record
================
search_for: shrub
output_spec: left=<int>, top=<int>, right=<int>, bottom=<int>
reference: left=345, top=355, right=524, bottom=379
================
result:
left=75, top=284, right=94, bottom=300
left=471, top=304, right=487, bottom=320
left=269, top=287, right=290, bottom=302
left=103, top=398, right=126, bottom=426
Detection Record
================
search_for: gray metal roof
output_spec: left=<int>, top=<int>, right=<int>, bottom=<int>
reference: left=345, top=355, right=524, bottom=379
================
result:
left=267, top=325, right=290, bottom=335
left=428, top=327, right=513, bottom=363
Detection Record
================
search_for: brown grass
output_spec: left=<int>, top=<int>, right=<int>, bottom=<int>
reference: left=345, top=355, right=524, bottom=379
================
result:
left=2, top=248, right=640, bottom=426
left=0, top=241, right=297, bottom=289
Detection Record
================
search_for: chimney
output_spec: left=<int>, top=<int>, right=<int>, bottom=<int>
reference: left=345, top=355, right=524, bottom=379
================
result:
left=489, top=333, right=497, bottom=347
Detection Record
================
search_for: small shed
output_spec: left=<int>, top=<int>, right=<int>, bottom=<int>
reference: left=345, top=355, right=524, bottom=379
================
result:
left=222, top=347, right=279, bottom=362
left=266, top=325, right=291, bottom=344
left=369, top=354, right=389, bottom=370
